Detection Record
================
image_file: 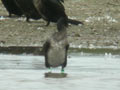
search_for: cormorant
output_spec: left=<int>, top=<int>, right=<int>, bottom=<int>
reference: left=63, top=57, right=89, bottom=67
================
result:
left=15, top=0, right=41, bottom=22
left=42, top=17, right=69, bottom=73
left=33, top=0, right=83, bottom=26
left=1, top=0, right=23, bottom=17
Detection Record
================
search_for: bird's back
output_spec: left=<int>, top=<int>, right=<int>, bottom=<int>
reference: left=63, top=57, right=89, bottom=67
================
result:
left=33, top=0, right=66, bottom=22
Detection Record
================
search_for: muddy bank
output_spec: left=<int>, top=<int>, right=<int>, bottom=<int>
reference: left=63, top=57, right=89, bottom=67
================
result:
left=0, top=46, right=120, bottom=55
left=0, top=0, right=120, bottom=49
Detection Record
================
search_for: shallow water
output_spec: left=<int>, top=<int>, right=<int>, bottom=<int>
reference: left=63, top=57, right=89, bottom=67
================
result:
left=0, top=53, right=120, bottom=90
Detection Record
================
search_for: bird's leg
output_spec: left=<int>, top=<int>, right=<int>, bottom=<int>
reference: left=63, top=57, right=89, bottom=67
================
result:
left=8, top=13, right=12, bottom=17
left=46, top=21, right=50, bottom=26
left=48, top=67, right=52, bottom=73
left=26, top=17, right=30, bottom=22
left=61, top=67, right=64, bottom=74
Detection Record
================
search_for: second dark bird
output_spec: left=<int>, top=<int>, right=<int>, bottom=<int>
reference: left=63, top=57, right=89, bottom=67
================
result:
left=33, top=0, right=83, bottom=26
left=14, top=0, right=41, bottom=22
left=1, top=0, right=23, bottom=17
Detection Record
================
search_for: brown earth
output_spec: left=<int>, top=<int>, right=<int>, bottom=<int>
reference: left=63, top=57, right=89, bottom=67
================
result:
left=0, top=0, right=120, bottom=49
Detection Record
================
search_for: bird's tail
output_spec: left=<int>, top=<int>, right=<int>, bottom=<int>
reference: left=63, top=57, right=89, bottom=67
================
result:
left=67, top=18, right=83, bottom=25
left=57, top=17, right=68, bottom=32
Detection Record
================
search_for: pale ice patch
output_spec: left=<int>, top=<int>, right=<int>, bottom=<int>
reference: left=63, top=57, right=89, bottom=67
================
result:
left=0, top=16, right=5, bottom=20
left=68, top=16, right=77, bottom=20
left=37, top=27, right=44, bottom=30
left=85, top=15, right=118, bottom=23
left=0, top=53, right=120, bottom=90
left=70, top=43, right=119, bottom=49
left=0, top=54, right=44, bottom=69
left=0, top=16, right=8, bottom=20
left=15, top=17, right=26, bottom=21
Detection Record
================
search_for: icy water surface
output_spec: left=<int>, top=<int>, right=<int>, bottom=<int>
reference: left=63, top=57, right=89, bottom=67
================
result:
left=0, top=53, right=120, bottom=90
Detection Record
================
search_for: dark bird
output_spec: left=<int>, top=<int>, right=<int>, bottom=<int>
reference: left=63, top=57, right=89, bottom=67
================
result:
left=15, top=0, right=41, bottom=22
left=42, top=17, right=69, bottom=73
left=1, top=0, right=23, bottom=17
left=33, top=0, right=83, bottom=26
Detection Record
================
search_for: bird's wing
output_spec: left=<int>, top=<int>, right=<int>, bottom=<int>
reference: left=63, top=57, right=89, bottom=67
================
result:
left=66, top=44, right=69, bottom=51
left=63, top=44, right=69, bottom=67
left=42, top=40, right=50, bottom=54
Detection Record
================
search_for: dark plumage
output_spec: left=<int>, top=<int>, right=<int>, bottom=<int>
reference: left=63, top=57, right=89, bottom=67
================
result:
left=15, top=0, right=41, bottom=22
left=33, top=0, right=83, bottom=26
left=1, top=0, right=23, bottom=17
left=42, top=17, right=69, bottom=73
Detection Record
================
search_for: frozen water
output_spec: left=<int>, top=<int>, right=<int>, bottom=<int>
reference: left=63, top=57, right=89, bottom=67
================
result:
left=0, top=53, right=120, bottom=90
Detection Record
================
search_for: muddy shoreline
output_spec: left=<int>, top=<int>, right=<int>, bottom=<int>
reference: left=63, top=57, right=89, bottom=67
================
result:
left=0, top=46, right=120, bottom=55
left=0, top=0, right=120, bottom=50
